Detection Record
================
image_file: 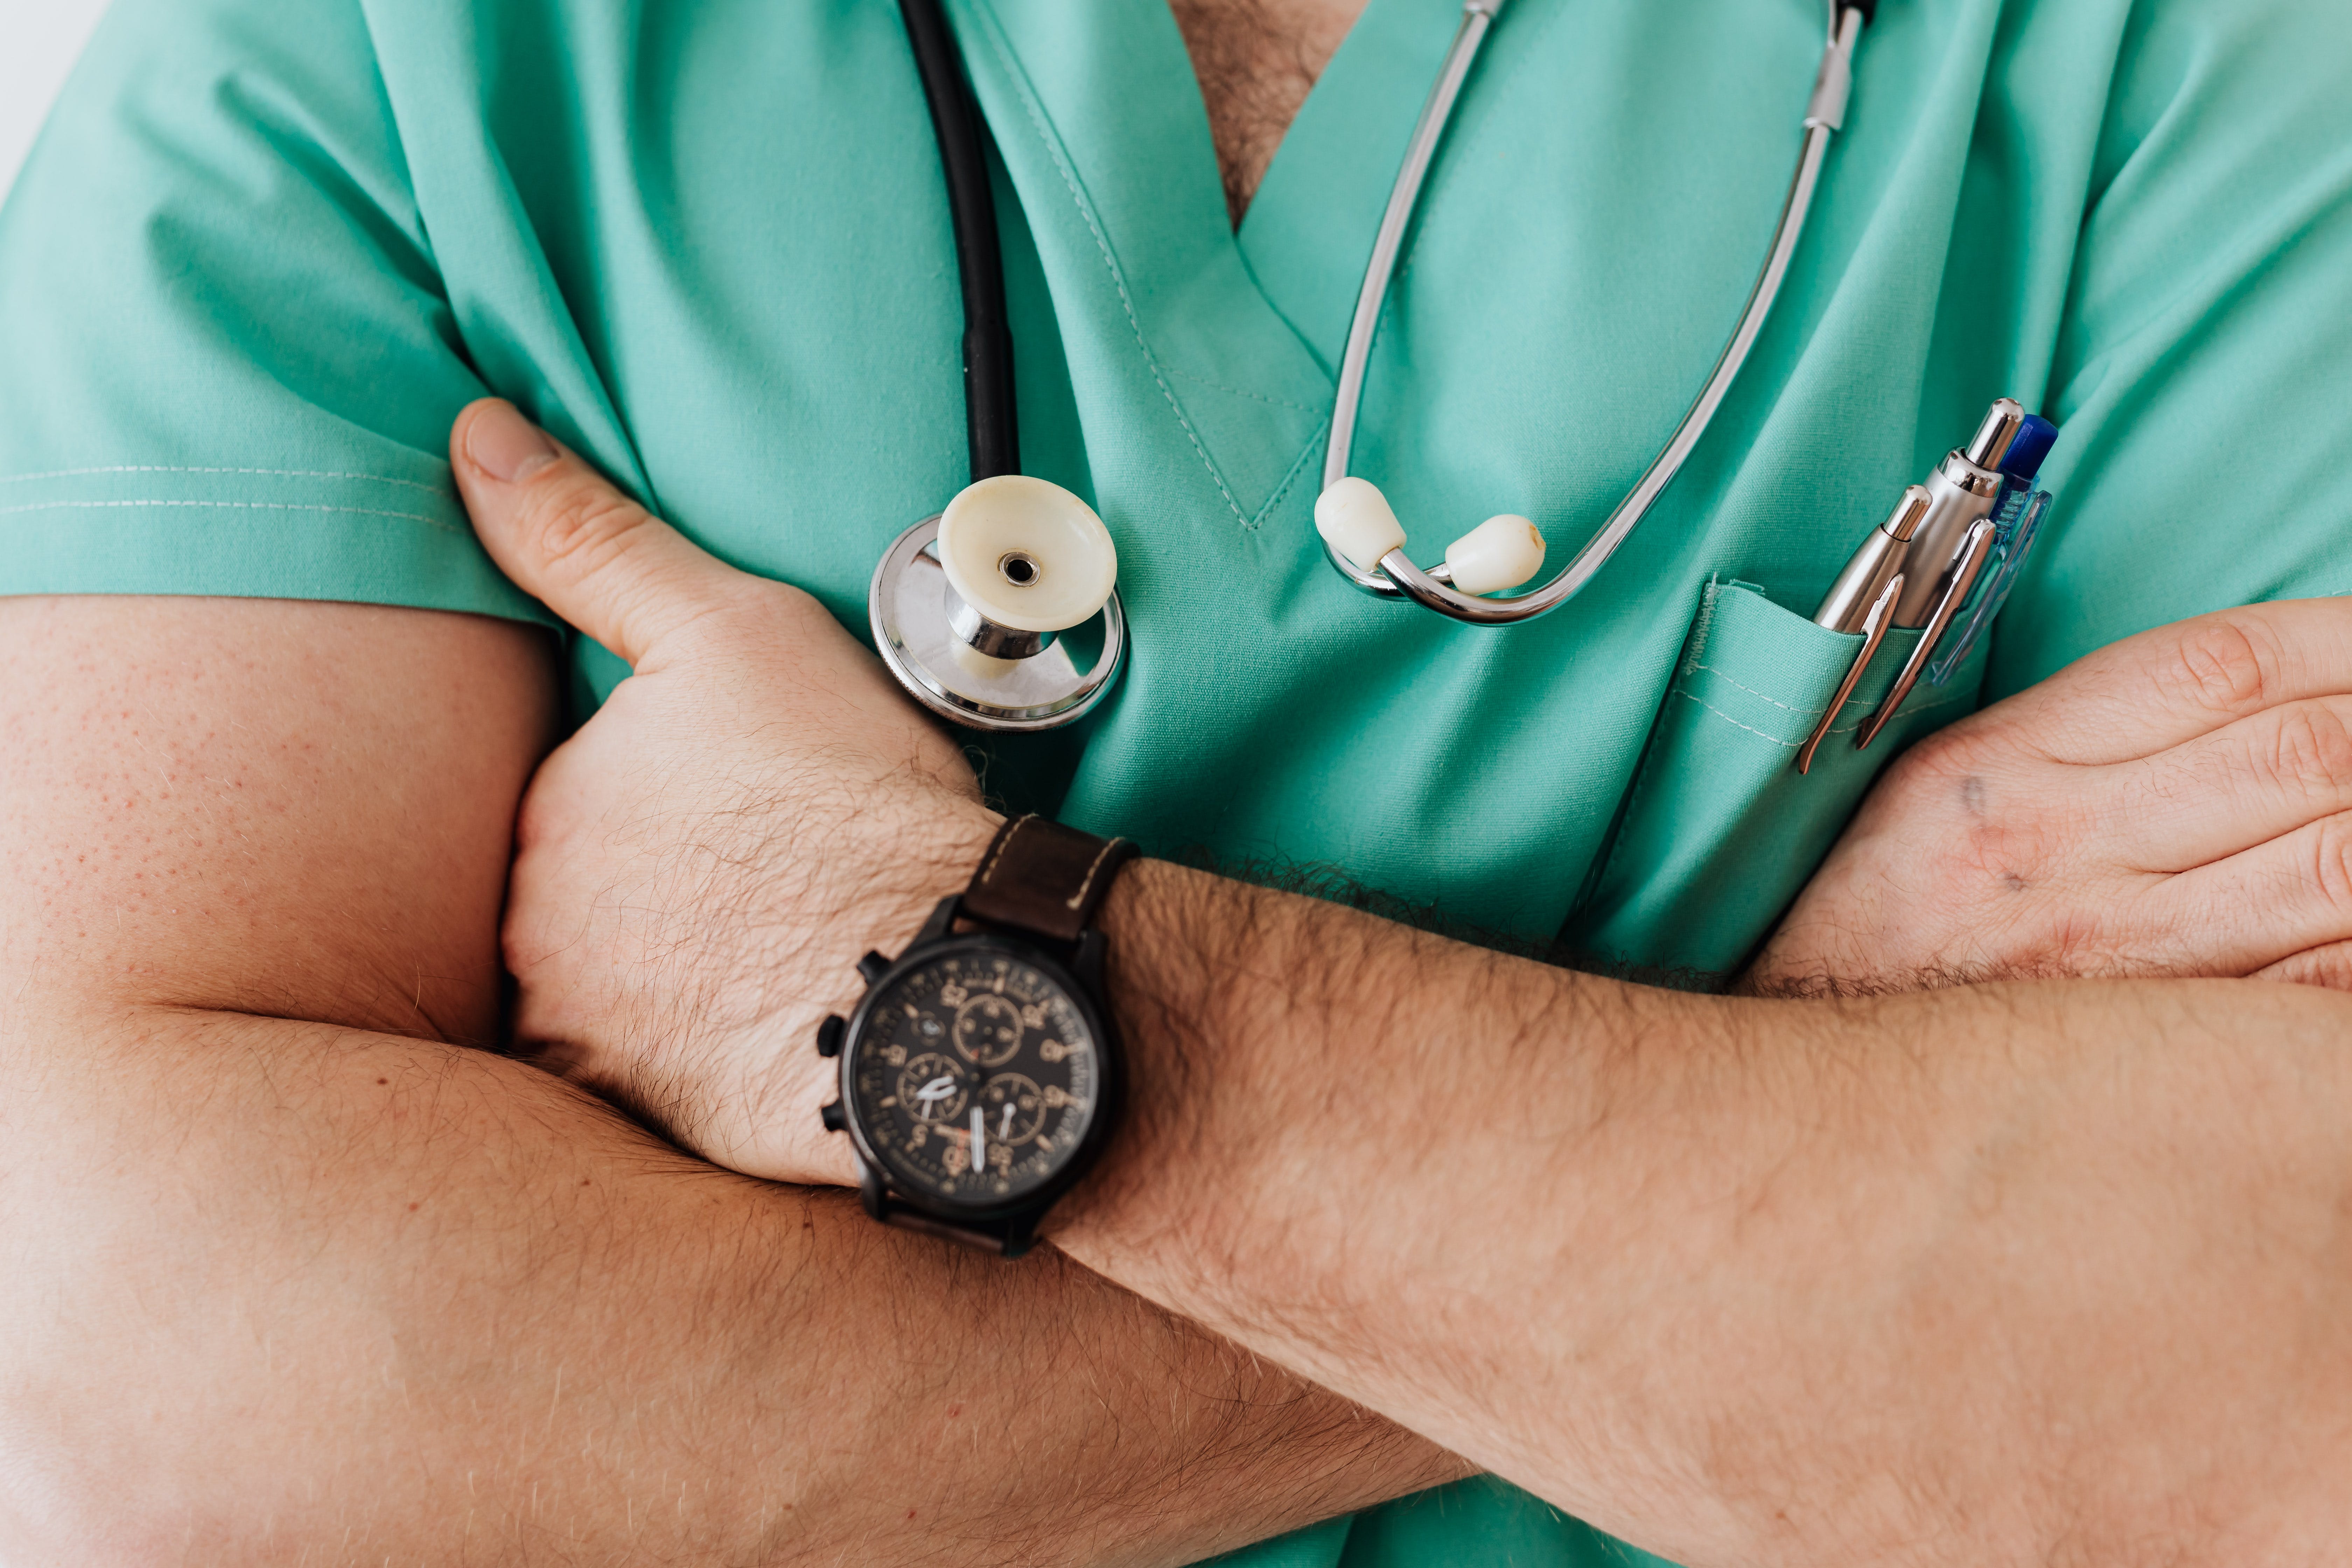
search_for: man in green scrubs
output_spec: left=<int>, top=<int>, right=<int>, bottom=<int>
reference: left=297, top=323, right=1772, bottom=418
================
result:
left=3, top=0, right=2350, bottom=1561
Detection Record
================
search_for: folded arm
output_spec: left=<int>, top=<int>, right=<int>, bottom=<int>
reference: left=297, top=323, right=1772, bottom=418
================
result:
left=0, top=595, right=1458, bottom=1565
left=438, top=416, right=2352, bottom=1568
left=1051, top=864, right=2352, bottom=1567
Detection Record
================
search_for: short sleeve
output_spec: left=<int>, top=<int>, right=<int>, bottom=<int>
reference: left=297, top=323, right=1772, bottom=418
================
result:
left=1986, top=0, right=2352, bottom=695
left=0, top=0, right=549, bottom=623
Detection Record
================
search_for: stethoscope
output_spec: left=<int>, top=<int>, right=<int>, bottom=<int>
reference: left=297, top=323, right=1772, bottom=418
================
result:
left=872, top=0, right=1878, bottom=732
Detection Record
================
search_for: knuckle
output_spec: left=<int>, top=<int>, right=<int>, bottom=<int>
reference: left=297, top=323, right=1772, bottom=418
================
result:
left=515, top=476, right=659, bottom=585
left=2158, top=615, right=2280, bottom=718
left=2307, top=814, right=2352, bottom=916
left=2262, top=703, right=2352, bottom=799
left=2277, top=944, right=2352, bottom=993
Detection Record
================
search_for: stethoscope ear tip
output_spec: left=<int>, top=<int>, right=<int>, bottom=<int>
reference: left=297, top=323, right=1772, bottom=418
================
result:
left=1314, top=476, right=1408, bottom=574
left=1445, top=513, right=1546, bottom=595
left=1314, top=477, right=1548, bottom=597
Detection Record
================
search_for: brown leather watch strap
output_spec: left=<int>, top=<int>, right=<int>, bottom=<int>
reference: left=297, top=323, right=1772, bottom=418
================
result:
left=961, top=814, right=1137, bottom=944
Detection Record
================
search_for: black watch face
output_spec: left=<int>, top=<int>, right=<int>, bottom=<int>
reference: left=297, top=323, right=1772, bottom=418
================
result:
left=847, top=942, right=1104, bottom=1209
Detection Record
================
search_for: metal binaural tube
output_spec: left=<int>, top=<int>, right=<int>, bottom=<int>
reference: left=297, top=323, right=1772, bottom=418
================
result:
left=1320, top=5, right=1869, bottom=622
left=1321, top=0, right=1503, bottom=517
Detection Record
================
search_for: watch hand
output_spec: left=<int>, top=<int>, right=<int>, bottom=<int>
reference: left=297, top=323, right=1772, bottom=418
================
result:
left=1000, top=1101, right=1014, bottom=1138
left=971, top=1106, right=986, bottom=1176
left=916, top=1076, right=956, bottom=1106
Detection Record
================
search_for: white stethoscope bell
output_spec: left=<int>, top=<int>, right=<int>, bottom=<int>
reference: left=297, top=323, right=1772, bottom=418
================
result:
left=870, top=475, right=1126, bottom=732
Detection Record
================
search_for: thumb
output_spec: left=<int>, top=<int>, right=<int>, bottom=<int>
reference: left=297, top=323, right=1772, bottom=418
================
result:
left=451, top=398, right=750, bottom=667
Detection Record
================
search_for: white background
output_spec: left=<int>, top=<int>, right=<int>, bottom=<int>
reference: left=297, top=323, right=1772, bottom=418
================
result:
left=1, top=0, right=110, bottom=201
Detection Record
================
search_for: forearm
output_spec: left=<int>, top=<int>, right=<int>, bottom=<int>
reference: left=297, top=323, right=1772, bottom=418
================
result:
left=0, top=1001, right=1459, bottom=1566
left=1050, top=860, right=2352, bottom=1565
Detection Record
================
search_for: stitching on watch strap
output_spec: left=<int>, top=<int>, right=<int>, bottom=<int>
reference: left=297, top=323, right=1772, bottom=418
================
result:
left=1064, top=836, right=1123, bottom=912
left=975, top=814, right=1031, bottom=889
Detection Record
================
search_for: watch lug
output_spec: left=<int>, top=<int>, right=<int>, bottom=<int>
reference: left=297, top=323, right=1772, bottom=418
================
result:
left=857, top=1158, right=889, bottom=1224
left=916, top=894, right=961, bottom=944
left=999, top=1210, right=1039, bottom=1259
left=1072, top=928, right=1108, bottom=994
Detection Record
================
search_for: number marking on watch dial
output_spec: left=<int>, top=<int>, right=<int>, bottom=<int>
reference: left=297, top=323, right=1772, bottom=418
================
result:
left=851, top=951, right=1101, bottom=1205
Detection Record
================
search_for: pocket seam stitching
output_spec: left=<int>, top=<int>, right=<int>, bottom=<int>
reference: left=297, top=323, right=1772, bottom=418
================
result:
left=1687, top=661, right=1840, bottom=718
left=1676, top=683, right=1976, bottom=749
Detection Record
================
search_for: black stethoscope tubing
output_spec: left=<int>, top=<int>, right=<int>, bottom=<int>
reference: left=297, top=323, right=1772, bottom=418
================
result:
left=897, top=0, right=1020, bottom=484
left=894, top=0, right=1881, bottom=630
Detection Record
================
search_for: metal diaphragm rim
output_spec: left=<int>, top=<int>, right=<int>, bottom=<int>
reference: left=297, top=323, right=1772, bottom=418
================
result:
left=868, top=513, right=1125, bottom=733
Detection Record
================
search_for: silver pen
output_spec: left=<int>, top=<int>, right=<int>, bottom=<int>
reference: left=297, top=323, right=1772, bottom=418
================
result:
left=1796, top=399, right=2028, bottom=772
left=1794, top=484, right=1922, bottom=773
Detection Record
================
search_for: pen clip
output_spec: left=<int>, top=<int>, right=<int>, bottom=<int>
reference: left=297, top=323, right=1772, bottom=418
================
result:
left=1857, top=516, right=1998, bottom=751
left=1924, top=486, right=2050, bottom=687
left=1797, top=572, right=1902, bottom=775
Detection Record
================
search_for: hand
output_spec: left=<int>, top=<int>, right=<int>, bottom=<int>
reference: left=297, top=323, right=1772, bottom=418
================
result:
left=449, top=399, right=1000, bottom=1185
left=1751, top=600, right=2352, bottom=994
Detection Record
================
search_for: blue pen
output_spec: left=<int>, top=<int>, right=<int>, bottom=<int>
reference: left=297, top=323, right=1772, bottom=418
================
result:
left=1923, top=413, right=2058, bottom=686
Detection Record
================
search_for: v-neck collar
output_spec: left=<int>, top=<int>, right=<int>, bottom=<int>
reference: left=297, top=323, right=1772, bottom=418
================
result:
left=945, top=0, right=1467, bottom=526
left=1237, top=0, right=1463, bottom=373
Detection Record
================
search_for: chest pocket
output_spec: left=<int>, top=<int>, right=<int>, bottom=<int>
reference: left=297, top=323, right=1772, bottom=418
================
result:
left=1562, top=579, right=1987, bottom=985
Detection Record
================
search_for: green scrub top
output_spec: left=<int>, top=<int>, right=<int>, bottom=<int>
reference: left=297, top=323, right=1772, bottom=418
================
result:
left=4, top=0, right=2350, bottom=1559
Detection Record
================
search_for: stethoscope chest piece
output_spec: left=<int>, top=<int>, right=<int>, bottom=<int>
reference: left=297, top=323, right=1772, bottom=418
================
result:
left=869, top=475, right=1126, bottom=732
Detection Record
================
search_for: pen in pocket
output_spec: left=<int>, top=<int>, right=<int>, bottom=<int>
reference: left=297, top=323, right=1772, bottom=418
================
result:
left=1795, top=398, right=2059, bottom=774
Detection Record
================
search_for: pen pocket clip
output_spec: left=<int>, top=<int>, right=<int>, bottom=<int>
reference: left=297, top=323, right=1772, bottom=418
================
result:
left=1923, top=486, right=2052, bottom=687
left=1796, top=572, right=1903, bottom=775
left=1856, top=515, right=1998, bottom=751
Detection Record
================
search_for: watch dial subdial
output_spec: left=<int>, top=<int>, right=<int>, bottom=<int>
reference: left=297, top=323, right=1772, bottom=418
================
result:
left=896, top=1053, right=969, bottom=1123
left=848, top=945, right=1103, bottom=1207
left=979, top=1073, right=1045, bottom=1145
left=951, top=993, right=1025, bottom=1067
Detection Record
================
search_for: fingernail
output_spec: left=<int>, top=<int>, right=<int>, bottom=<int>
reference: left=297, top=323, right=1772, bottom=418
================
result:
left=465, top=400, right=559, bottom=484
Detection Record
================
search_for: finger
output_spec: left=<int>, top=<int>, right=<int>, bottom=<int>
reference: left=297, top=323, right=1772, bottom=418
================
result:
left=2101, top=694, right=2352, bottom=871
left=451, top=398, right=753, bottom=667
left=2252, top=940, right=2352, bottom=992
left=1979, top=599, right=2352, bottom=767
left=2146, top=807, right=2352, bottom=975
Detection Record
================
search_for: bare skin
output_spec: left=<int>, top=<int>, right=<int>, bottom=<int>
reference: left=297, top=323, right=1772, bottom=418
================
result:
left=448, top=402, right=2352, bottom=1567
left=2, top=9, right=1446, bottom=1562
left=1751, top=601, right=2352, bottom=994
left=1170, top=0, right=1371, bottom=224
left=10, top=9, right=2352, bottom=1565
left=0, top=596, right=1458, bottom=1564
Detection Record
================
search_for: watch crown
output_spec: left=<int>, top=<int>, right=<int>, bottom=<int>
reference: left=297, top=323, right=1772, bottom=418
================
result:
left=820, top=1100, right=846, bottom=1134
left=856, top=950, right=892, bottom=985
left=815, top=1014, right=845, bottom=1058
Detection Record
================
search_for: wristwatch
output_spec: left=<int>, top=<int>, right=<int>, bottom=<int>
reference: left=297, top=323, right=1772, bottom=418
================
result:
left=814, top=814, right=1137, bottom=1256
